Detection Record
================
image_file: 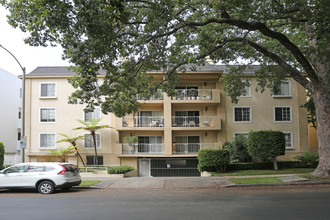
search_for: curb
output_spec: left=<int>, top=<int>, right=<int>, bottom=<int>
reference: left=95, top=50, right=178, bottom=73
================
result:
left=222, top=180, right=330, bottom=188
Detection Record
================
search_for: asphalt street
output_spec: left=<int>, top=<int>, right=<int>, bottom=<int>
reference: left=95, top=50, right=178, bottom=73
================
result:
left=1, top=185, right=330, bottom=220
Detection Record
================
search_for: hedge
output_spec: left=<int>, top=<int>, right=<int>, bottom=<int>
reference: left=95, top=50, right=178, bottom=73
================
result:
left=197, top=149, right=230, bottom=172
left=107, top=166, right=135, bottom=174
left=0, top=142, right=4, bottom=170
left=227, top=161, right=318, bottom=171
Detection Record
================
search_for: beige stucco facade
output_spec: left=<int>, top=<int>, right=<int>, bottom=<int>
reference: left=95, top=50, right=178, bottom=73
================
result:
left=23, top=66, right=312, bottom=176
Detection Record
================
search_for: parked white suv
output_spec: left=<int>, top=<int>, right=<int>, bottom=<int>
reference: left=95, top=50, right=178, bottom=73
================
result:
left=0, top=162, right=81, bottom=194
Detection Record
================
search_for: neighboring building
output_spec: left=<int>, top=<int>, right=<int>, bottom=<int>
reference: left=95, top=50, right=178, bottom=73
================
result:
left=0, top=68, right=22, bottom=165
left=24, top=64, right=310, bottom=176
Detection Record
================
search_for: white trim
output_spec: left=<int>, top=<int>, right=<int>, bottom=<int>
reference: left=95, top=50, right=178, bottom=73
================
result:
left=83, top=107, right=101, bottom=121
left=233, top=106, right=252, bottom=123
left=39, top=82, right=57, bottom=99
left=39, top=133, right=56, bottom=149
left=39, top=107, right=57, bottom=123
left=274, top=106, right=292, bottom=123
left=284, top=132, right=294, bottom=149
left=272, top=80, right=292, bottom=97
left=83, top=133, right=102, bottom=149
left=240, top=80, right=252, bottom=98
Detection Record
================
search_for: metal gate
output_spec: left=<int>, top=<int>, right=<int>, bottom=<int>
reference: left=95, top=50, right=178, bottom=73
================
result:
left=150, top=158, right=200, bottom=177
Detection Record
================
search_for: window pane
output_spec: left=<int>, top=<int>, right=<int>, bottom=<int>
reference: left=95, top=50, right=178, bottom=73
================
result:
left=84, top=134, right=100, bottom=148
left=284, top=133, right=292, bottom=148
left=235, top=108, right=250, bottom=122
left=85, top=108, right=101, bottom=121
left=275, top=108, right=283, bottom=121
left=41, top=83, right=55, bottom=97
left=40, top=134, right=55, bottom=148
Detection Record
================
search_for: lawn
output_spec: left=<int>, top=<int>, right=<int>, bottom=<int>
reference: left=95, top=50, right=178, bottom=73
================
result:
left=212, top=168, right=315, bottom=176
left=230, top=177, right=283, bottom=184
left=79, top=180, right=101, bottom=187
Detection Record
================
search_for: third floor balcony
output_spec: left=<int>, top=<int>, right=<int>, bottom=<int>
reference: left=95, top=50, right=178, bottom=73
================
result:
left=172, top=89, right=220, bottom=103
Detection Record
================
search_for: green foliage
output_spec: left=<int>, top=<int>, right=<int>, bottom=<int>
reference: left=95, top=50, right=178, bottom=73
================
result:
left=225, top=134, right=252, bottom=163
left=295, top=152, right=319, bottom=168
left=247, top=131, right=286, bottom=161
left=227, top=161, right=318, bottom=171
left=301, top=92, right=317, bottom=129
left=197, top=149, right=230, bottom=172
left=126, top=135, right=138, bottom=145
left=0, top=142, right=5, bottom=169
left=108, top=166, right=134, bottom=174
left=47, top=146, right=75, bottom=162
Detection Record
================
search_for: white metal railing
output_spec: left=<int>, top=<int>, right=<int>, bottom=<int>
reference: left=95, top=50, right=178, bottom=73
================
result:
left=173, top=143, right=217, bottom=154
left=173, top=89, right=213, bottom=100
left=137, top=90, right=163, bottom=100
left=172, top=116, right=217, bottom=127
left=79, top=166, right=120, bottom=173
left=122, top=143, right=163, bottom=154
left=122, top=116, right=164, bottom=127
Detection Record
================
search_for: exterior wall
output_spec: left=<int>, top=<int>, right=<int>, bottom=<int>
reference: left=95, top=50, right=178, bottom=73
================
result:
left=0, top=69, right=22, bottom=165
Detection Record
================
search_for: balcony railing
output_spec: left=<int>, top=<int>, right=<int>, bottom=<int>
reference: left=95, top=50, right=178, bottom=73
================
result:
left=137, top=90, right=163, bottom=100
left=122, top=143, right=163, bottom=154
left=172, top=89, right=214, bottom=100
left=172, top=116, right=218, bottom=128
left=122, top=116, right=164, bottom=127
left=172, top=143, right=217, bottom=154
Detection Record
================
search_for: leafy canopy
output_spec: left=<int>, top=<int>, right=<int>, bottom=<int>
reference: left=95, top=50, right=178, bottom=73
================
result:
left=2, top=0, right=329, bottom=117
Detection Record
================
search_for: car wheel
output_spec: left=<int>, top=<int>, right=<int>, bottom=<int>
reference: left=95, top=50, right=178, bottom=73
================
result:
left=38, top=181, right=55, bottom=194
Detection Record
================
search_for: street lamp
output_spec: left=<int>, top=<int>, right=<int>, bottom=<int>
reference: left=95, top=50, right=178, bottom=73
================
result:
left=0, top=44, right=26, bottom=162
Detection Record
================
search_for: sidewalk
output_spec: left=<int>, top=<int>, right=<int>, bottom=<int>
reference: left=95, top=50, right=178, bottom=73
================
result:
left=78, top=173, right=330, bottom=189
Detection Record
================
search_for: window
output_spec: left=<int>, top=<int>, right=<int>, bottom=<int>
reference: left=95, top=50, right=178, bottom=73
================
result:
left=240, top=81, right=251, bottom=97
left=84, top=108, right=101, bottom=121
left=40, top=83, right=56, bottom=98
left=234, top=107, right=252, bottom=122
left=86, top=156, right=103, bottom=166
left=84, top=134, right=101, bottom=149
left=273, top=81, right=291, bottom=97
left=18, top=132, right=21, bottom=141
left=40, top=108, right=56, bottom=123
left=274, top=107, right=292, bottom=122
left=284, top=132, right=293, bottom=149
left=4, top=165, right=29, bottom=174
left=27, top=166, right=45, bottom=172
left=234, top=133, right=249, bottom=139
left=40, top=133, right=56, bottom=148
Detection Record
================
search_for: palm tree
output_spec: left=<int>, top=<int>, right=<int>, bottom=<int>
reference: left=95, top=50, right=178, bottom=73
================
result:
left=47, top=146, right=75, bottom=163
left=74, top=118, right=110, bottom=166
left=57, top=133, right=86, bottom=166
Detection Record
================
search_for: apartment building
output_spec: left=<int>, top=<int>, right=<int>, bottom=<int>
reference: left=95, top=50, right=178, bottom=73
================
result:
left=24, top=64, right=310, bottom=176
left=0, top=68, right=22, bottom=165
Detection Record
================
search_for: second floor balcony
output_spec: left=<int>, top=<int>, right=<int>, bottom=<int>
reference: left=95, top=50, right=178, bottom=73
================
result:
left=172, top=143, right=218, bottom=154
left=172, top=116, right=221, bottom=130
left=122, top=143, right=163, bottom=155
left=122, top=116, right=164, bottom=128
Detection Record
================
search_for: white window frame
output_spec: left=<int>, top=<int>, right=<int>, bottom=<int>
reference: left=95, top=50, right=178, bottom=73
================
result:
left=83, top=107, right=101, bottom=121
left=284, top=132, right=294, bottom=149
left=233, top=107, right=252, bottom=123
left=274, top=106, right=292, bottom=123
left=39, top=82, right=57, bottom=99
left=272, top=80, right=292, bottom=97
left=240, top=80, right=251, bottom=98
left=233, top=132, right=249, bottom=139
left=84, top=133, right=101, bottom=149
left=39, top=107, right=57, bottom=123
left=39, top=133, right=56, bottom=149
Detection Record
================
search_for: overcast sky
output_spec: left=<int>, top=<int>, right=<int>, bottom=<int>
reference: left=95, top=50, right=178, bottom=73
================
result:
left=0, top=6, right=70, bottom=76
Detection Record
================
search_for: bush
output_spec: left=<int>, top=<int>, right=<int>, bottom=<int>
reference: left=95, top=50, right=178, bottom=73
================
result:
left=107, top=166, right=134, bottom=174
left=247, top=130, right=285, bottom=170
left=0, top=142, right=4, bottom=170
left=198, top=149, right=230, bottom=172
left=225, top=135, right=252, bottom=163
left=294, top=152, right=319, bottom=168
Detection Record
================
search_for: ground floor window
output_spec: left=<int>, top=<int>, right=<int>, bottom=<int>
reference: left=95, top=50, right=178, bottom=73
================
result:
left=86, top=155, right=103, bottom=166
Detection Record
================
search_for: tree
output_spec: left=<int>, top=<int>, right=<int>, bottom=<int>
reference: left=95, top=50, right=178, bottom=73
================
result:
left=247, top=131, right=286, bottom=170
left=2, top=1, right=329, bottom=176
left=225, top=135, right=252, bottom=163
left=301, top=92, right=317, bottom=129
left=0, top=142, right=4, bottom=169
left=47, top=146, right=75, bottom=163
left=74, top=118, right=109, bottom=166
left=57, top=133, right=86, bottom=166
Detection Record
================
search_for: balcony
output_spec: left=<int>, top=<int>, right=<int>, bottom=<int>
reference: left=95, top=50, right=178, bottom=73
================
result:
left=121, top=116, right=164, bottom=129
left=137, top=90, right=163, bottom=101
left=172, top=89, right=220, bottom=103
left=122, top=143, right=163, bottom=155
left=172, top=143, right=218, bottom=154
left=171, top=116, right=221, bottom=130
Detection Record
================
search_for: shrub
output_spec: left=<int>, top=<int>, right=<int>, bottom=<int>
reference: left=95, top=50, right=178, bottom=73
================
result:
left=0, top=142, right=4, bottom=170
left=107, top=166, right=134, bottom=174
left=294, top=152, right=319, bottom=168
left=247, top=131, right=285, bottom=170
left=225, top=134, right=252, bottom=163
left=198, top=149, right=230, bottom=172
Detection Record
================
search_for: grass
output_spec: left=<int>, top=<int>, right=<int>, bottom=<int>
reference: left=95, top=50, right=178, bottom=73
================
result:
left=299, top=174, right=330, bottom=181
left=211, top=168, right=315, bottom=176
left=230, top=177, right=282, bottom=184
left=79, top=180, right=101, bottom=187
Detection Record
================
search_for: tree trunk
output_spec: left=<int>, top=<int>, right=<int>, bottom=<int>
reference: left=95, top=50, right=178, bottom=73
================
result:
left=273, top=157, right=278, bottom=171
left=73, top=144, right=86, bottom=167
left=91, top=131, right=98, bottom=166
left=312, top=89, right=330, bottom=177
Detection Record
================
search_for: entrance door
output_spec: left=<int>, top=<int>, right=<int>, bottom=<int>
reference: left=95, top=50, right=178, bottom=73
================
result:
left=139, top=159, right=150, bottom=177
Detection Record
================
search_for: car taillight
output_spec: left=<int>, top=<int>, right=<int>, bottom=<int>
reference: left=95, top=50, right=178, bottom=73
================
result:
left=57, top=164, right=67, bottom=175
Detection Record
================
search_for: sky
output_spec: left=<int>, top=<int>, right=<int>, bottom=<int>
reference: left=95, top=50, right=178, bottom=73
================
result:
left=0, top=6, right=70, bottom=76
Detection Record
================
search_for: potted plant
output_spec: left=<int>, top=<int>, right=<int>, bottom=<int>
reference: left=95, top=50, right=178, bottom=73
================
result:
left=126, top=135, right=138, bottom=154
